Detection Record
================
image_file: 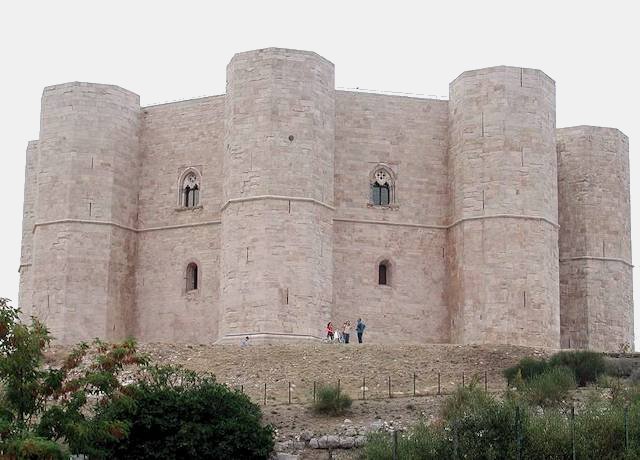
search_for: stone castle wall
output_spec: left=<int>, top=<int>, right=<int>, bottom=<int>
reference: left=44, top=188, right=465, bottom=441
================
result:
left=220, top=49, right=335, bottom=343
left=557, top=126, right=634, bottom=350
left=17, top=48, right=633, bottom=350
left=26, top=83, right=140, bottom=343
left=447, top=67, right=560, bottom=348
left=333, top=92, right=449, bottom=344
left=134, top=96, right=224, bottom=342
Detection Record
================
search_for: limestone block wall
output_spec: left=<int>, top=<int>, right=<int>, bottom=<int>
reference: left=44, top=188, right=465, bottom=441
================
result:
left=447, top=66, right=560, bottom=348
left=30, top=83, right=140, bottom=343
left=557, top=127, right=633, bottom=350
left=333, top=92, right=449, bottom=342
left=220, top=48, right=335, bottom=342
left=134, top=96, right=224, bottom=342
left=17, top=49, right=632, bottom=349
left=18, top=141, right=38, bottom=318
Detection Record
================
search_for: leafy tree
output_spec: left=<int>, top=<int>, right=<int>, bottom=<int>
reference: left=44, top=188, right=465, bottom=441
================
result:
left=0, top=297, right=148, bottom=458
left=91, top=365, right=275, bottom=459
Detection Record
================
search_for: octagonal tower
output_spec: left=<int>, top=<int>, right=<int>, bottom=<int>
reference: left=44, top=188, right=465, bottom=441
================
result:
left=219, top=48, right=335, bottom=343
left=29, top=82, right=140, bottom=343
left=557, top=126, right=633, bottom=351
left=447, top=66, right=560, bottom=347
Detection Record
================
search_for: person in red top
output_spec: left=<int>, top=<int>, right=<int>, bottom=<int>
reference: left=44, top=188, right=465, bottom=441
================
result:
left=326, top=322, right=335, bottom=341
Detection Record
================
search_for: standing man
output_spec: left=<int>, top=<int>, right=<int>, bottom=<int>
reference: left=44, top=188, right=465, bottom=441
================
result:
left=343, top=321, right=352, bottom=344
left=356, top=318, right=366, bottom=343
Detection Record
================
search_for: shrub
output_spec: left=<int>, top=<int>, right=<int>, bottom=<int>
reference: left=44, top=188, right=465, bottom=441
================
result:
left=522, top=409, right=571, bottom=459
left=630, top=367, right=640, bottom=384
left=364, top=422, right=448, bottom=460
left=92, top=365, right=275, bottom=459
left=313, top=384, right=352, bottom=416
left=504, top=357, right=550, bottom=386
left=441, top=382, right=494, bottom=421
left=448, top=397, right=521, bottom=459
left=2, top=435, right=68, bottom=460
left=605, top=357, right=637, bottom=378
left=548, top=350, right=605, bottom=387
left=574, top=404, right=627, bottom=459
left=522, top=367, right=575, bottom=408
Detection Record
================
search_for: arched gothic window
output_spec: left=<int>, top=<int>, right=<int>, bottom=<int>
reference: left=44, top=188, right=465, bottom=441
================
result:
left=181, top=171, right=200, bottom=208
left=378, top=261, right=390, bottom=285
left=186, top=263, right=198, bottom=291
left=371, top=166, right=394, bottom=206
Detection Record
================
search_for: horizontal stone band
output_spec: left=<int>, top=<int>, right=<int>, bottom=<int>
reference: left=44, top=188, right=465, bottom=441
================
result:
left=33, top=219, right=221, bottom=233
left=33, top=213, right=559, bottom=234
left=560, top=256, right=633, bottom=268
left=335, top=213, right=560, bottom=230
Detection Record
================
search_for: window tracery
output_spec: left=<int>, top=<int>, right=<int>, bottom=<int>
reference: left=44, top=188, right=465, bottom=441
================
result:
left=370, top=165, right=395, bottom=206
left=179, top=169, right=201, bottom=208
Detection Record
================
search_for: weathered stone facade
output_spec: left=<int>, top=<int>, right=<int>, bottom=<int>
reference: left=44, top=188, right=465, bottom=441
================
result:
left=18, top=48, right=633, bottom=350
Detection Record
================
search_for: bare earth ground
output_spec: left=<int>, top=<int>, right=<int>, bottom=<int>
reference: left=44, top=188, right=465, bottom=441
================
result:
left=45, top=343, right=551, bottom=458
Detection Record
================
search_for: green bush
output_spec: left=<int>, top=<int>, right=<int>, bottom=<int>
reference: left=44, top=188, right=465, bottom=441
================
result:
left=549, top=350, right=605, bottom=387
left=92, top=366, right=275, bottom=460
left=441, top=382, right=494, bottom=421
left=448, top=398, right=521, bottom=459
left=605, top=357, right=637, bottom=378
left=630, top=368, right=640, bottom=385
left=313, top=384, right=352, bottom=416
left=2, top=435, right=68, bottom=460
left=574, top=404, right=626, bottom=459
left=364, top=389, right=640, bottom=459
left=522, top=367, right=575, bottom=408
left=504, top=357, right=550, bottom=386
left=364, top=422, right=448, bottom=460
left=522, top=409, right=571, bottom=459
left=505, top=351, right=605, bottom=388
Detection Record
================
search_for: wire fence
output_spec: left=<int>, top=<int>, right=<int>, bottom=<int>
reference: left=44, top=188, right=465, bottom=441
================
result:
left=228, top=370, right=499, bottom=406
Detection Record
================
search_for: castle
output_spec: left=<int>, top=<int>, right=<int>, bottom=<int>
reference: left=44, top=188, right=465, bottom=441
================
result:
left=18, top=48, right=633, bottom=351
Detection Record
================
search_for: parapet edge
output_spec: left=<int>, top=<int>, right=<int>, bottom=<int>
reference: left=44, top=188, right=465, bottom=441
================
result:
left=42, top=81, right=140, bottom=102
left=449, top=65, right=555, bottom=87
left=336, top=89, right=448, bottom=103
left=228, top=47, right=334, bottom=68
left=557, top=125, right=628, bottom=140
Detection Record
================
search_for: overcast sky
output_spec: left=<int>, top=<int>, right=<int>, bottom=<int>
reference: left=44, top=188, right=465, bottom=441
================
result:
left=1, top=0, right=638, bottom=342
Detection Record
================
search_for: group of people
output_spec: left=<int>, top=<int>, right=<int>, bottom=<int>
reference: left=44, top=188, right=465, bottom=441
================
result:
left=325, top=318, right=366, bottom=344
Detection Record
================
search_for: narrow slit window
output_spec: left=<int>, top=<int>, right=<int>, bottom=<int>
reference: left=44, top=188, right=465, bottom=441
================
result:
left=379, top=262, right=388, bottom=285
left=186, top=263, right=198, bottom=291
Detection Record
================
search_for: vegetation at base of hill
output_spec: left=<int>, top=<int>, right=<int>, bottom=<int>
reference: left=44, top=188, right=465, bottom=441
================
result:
left=504, top=350, right=606, bottom=387
left=365, top=382, right=640, bottom=460
left=313, top=384, right=353, bottom=416
left=521, top=367, right=576, bottom=408
left=366, top=349, right=640, bottom=460
left=0, top=298, right=274, bottom=459
left=91, top=365, right=275, bottom=459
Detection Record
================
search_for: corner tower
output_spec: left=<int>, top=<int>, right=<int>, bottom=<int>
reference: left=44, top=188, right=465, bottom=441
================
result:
left=447, top=66, right=560, bottom=347
left=557, top=127, right=633, bottom=351
left=219, top=48, right=335, bottom=342
left=29, top=83, right=140, bottom=343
